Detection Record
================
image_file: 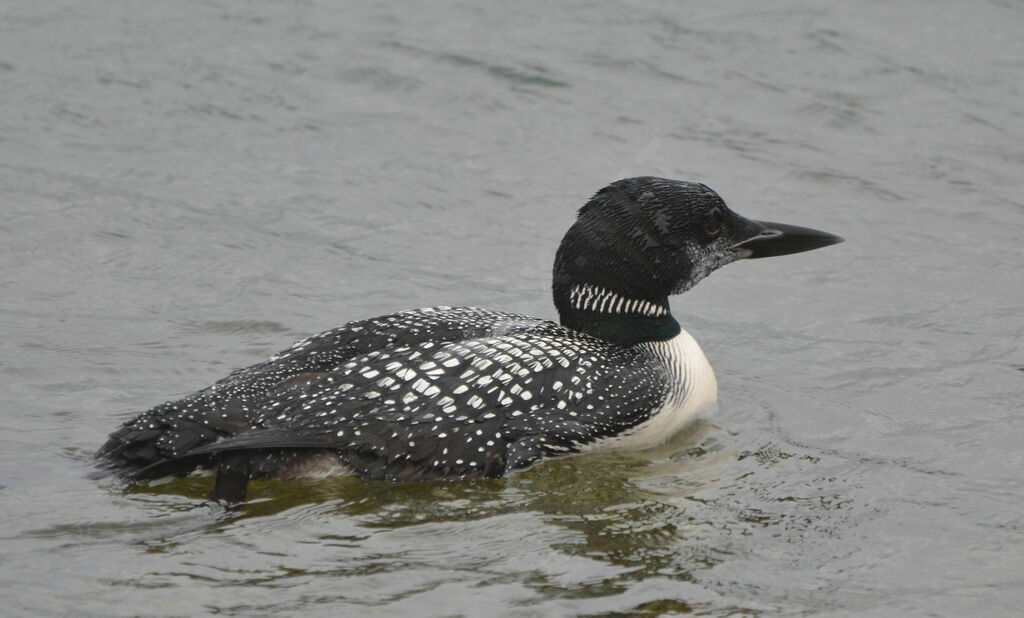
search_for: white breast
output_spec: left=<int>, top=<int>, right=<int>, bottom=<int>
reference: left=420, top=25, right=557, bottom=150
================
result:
left=586, top=329, right=718, bottom=452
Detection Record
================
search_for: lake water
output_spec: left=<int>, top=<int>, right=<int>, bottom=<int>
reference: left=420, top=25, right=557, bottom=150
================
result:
left=1, top=1, right=1022, bottom=615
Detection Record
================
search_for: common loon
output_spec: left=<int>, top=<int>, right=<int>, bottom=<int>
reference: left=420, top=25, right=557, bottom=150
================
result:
left=97, top=177, right=842, bottom=501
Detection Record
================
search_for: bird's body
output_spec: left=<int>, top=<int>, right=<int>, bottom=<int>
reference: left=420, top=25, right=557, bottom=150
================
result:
left=97, top=177, right=841, bottom=501
left=100, top=306, right=715, bottom=486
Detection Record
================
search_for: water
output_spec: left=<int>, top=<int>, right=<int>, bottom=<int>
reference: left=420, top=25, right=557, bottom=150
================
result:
left=2, top=1, right=1022, bottom=615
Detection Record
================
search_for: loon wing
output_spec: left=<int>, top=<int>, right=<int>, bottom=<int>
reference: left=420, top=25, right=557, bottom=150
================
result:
left=96, top=307, right=546, bottom=474
left=129, top=325, right=669, bottom=497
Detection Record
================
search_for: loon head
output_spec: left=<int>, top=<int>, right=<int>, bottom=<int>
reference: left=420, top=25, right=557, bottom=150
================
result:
left=553, top=177, right=843, bottom=344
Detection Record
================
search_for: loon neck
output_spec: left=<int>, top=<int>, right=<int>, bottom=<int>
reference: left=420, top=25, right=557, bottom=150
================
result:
left=554, top=282, right=681, bottom=346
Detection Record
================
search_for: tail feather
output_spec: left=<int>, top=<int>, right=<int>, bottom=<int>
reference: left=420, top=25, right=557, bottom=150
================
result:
left=125, top=429, right=345, bottom=480
left=95, top=397, right=253, bottom=476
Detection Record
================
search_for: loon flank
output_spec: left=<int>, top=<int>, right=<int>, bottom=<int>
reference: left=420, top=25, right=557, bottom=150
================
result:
left=96, top=177, right=842, bottom=501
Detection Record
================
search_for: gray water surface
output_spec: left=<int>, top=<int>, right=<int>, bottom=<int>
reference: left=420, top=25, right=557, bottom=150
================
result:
left=2, top=1, right=1023, bottom=616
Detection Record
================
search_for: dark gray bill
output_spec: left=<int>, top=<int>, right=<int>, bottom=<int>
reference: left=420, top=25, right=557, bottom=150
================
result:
left=732, top=220, right=844, bottom=259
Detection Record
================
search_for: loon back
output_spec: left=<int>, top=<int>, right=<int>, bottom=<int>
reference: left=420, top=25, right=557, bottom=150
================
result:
left=96, top=177, right=842, bottom=502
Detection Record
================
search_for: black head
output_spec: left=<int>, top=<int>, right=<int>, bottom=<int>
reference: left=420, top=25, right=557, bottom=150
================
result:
left=553, top=177, right=842, bottom=343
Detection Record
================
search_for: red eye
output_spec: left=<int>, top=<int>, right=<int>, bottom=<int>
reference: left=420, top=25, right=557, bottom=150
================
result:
left=705, top=207, right=722, bottom=237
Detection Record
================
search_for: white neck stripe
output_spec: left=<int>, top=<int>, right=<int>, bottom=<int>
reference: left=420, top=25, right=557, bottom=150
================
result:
left=568, top=284, right=667, bottom=317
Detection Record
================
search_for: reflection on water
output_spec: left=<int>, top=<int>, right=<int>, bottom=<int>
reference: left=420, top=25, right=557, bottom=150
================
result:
left=72, top=423, right=860, bottom=614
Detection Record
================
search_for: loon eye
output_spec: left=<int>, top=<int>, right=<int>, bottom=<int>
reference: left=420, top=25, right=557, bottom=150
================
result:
left=704, top=207, right=722, bottom=237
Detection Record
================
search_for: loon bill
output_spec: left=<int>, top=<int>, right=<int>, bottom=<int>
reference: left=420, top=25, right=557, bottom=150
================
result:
left=96, top=177, right=843, bottom=502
